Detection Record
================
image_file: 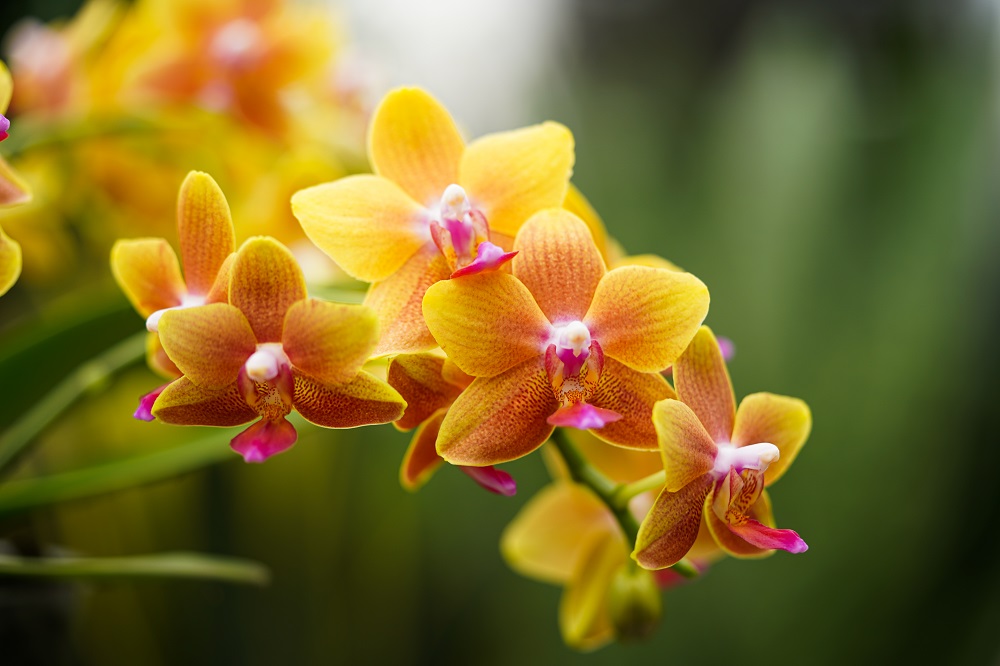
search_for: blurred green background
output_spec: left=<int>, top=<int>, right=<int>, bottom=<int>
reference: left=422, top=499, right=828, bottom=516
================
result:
left=1, top=0, right=998, bottom=664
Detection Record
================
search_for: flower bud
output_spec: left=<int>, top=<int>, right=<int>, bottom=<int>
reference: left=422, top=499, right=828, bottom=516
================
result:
left=607, top=562, right=662, bottom=642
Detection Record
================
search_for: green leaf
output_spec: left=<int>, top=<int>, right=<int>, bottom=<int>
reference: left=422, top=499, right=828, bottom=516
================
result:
left=0, top=551, right=269, bottom=585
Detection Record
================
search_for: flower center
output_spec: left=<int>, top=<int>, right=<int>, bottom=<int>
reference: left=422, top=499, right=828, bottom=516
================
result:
left=244, top=343, right=290, bottom=382
left=551, top=320, right=592, bottom=376
left=145, top=293, right=207, bottom=332
left=712, top=442, right=780, bottom=478
left=428, top=184, right=517, bottom=278
left=210, top=18, right=264, bottom=70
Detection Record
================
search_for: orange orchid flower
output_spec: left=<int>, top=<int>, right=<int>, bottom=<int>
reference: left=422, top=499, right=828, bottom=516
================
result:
left=152, top=236, right=405, bottom=462
left=292, top=87, right=575, bottom=356
left=634, top=326, right=811, bottom=568
left=421, top=208, right=710, bottom=466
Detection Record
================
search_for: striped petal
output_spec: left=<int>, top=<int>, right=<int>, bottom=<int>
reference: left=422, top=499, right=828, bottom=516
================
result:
left=512, top=209, right=605, bottom=322
left=364, top=244, right=451, bottom=357
left=560, top=532, right=625, bottom=652
left=460, top=122, right=575, bottom=237
left=400, top=409, right=446, bottom=491
left=733, top=392, right=812, bottom=486
left=158, top=303, right=257, bottom=389
left=652, top=399, right=717, bottom=492
left=588, top=358, right=676, bottom=450
left=282, top=299, right=378, bottom=386
left=229, top=237, right=306, bottom=343
left=562, top=184, right=610, bottom=261
left=111, top=238, right=186, bottom=317
left=674, top=326, right=736, bottom=444
left=633, top=473, right=714, bottom=570
left=585, top=266, right=709, bottom=373
left=0, top=156, right=30, bottom=206
left=422, top=271, right=550, bottom=378
left=293, top=370, right=405, bottom=428
left=436, top=357, right=558, bottom=466
left=387, top=352, right=467, bottom=431
left=292, top=175, right=427, bottom=282
left=368, top=87, right=464, bottom=206
left=176, top=171, right=236, bottom=296
left=151, top=377, right=257, bottom=426
left=0, top=224, right=21, bottom=297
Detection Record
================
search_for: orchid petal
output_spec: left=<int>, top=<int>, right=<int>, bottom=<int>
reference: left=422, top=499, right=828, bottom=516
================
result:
left=158, top=303, right=256, bottom=389
left=512, top=209, right=605, bottom=322
left=560, top=532, right=625, bottom=651
left=387, top=353, right=466, bottom=431
left=422, top=271, right=550, bottom=378
left=231, top=417, right=298, bottom=463
left=585, top=266, right=709, bottom=373
left=732, top=392, right=812, bottom=486
left=588, top=358, right=676, bottom=450
left=674, top=326, right=736, bottom=444
left=229, top=237, right=306, bottom=343
left=364, top=244, right=451, bottom=357
left=176, top=171, right=236, bottom=296
left=368, top=87, right=464, bottom=206
left=611, top=254, right=684, bottom=272
left=436, top=357, right=558, bottom=466
left=110, top=239, right=186, bottom=317
left=399, top=409, right=446, bottom=491
left=460, top=465, right=517, bottom=496
left=293, top=370, right=405, bottom=428
left=146, top=331, right=181, bottom=379
left=652, top=399, right=717, bottom=492
left=282, top=299, right=378, bottom=386
left=0, top=61, right=10, bottom=114
left=460, top=121, right=575, bottom=237
left=0, top=156, right=30, bottom=206
left=633, top=473, right=714, bottom=570
left=291, top=175, right=427, bottom=282
left=703, top=482, right=772, bottom=558
left=565, top=430, right=664, bottom=485
left=562, top=184, right=610, bottom=261
left=151, top=377, right=258, bottom=426
left=0, top=225, right=21, bottom=296
left=204, top=252, right=235, bottom=305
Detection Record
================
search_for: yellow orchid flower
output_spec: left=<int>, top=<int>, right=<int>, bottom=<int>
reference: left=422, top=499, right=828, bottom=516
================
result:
left=634, top=326, right=812, bottom=568
left=422, top=208, right=710, bottom=466
left=292, top=87, right=575, bottom=356
left=152, top=235, right=405, bottom=462
left=0, top=60, right=31, bottom=297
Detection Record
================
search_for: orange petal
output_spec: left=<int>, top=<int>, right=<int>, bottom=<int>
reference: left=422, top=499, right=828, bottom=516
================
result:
left=560, top=532, right=625, bottom=651
left=502, top=481, right=618, bottom=585
left=387, top=352, right=466, bottom=431
left=732, top=392, right=812, bottom=486
left=229, top=237, right=307, bottom=343
left=293, top=370, right=406, bottom=428
left=652, top=399, right=717, bottom=492
left=146, top=331, right=181, bottom=379
left=562, top=184, right=610, bottom=260
left=368, top=87, right=464, bottom=206
left=587, top=358, right=676, bottom=450
left=0, top=224, right=21, bottom=297
left=151, top=377, right=257, bottom=426
left=364, top=244, right=451, bottom=357
left=435, top=357, right=558, bottom=465
left=291, top=175, right=428, bottom=282
left=110, top=238, right=186, bottom=317
left=585, top=266, right=709, bottom=373
left=422, top=271, right=550, bottom=378
left=158, top=303, right=257, bottom=389
left=703, top=483, right=773, bottom=559
left=399, top=409, right=447, bottom=491
left=282, top=299, right=378, bottom=386
left=176, top=171, right=236, bottom=296
left=0, top=156, right=30, bottom=206
left=205, top=252, right=235, bottom=305
left=512, top=209, right=605, bottom=322
left=674, top=326, right=736, bottom=444
left=460, top=121, right=575, bottom=237
left=633, top=473, right=714, bottom=569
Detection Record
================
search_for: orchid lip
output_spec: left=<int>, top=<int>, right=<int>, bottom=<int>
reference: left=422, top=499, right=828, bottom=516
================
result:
left=712, top=441, right=780, bottom=477
left=145, top=294, right=207, bottom=332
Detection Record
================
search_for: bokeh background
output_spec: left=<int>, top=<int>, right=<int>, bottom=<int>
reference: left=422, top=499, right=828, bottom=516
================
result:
left=1, top=0, right=998, bottom=664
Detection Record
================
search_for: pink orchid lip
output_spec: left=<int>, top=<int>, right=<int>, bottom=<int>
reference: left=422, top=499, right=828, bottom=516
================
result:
left=231, top=417, right=298, bottom=463
left=0, top=114, right=9, bottom=142
left=547, top=402, right=621, bottom=430
left=728, top=519, right=809, bottom=554
left=460, top=465, right=517, bottom=496
left=133, top=383, right=170, bottom=422
left=449, top=242, right=517, bottom=278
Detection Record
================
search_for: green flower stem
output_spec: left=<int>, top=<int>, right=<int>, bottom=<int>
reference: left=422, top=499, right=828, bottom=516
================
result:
left=0, top=551, right=269, bottom=585
left=549, top=428, right=698, bottom=580
left=0, top=331, right=147, bottom=476
left=612, top=470, right=667, bottom=506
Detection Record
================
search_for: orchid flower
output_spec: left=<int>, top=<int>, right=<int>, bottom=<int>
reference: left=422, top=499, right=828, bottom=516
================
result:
left=0, top=60, right=30, bottom=297
left=291, top=87, right=575, bottom=356
left=387, top=352, right=516, bottom=496
left=421, top=208, right=710, bottom=465
left=152, top=236, right=405, bottom=462
left=634, top=326, right=812, bottom=568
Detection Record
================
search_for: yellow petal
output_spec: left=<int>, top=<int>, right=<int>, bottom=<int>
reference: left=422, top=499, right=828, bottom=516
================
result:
left=293, top=370, right=406, bottom=428
left=512, top=209, right=605, bottom=322
left=400, top=409, right=447, bottom=491
left=0, top=60, right=10, bottom=113
left=501, top=481, right=617, bottom=585
left=0, top=224, right=21, bottom=297
left=611, top=254, right=683, bottom=272
left=422, top=271, right=550, bottom=378
left=146, top=331, right=181, bottom=379
left=585, top=266, right=709, bottom=373
left=674, top=326, right=736, bottom=443
left=292, top=175, right=427, bottom=282
left=152, top=377, right=257, bottom=426
left=562, top=184, right=610, bottom=260
left=652, top=399, right=717, bottom=492
left=633, top=473, right=714, bottom=570
left=436, top=357, right=558, bottom=465
left=229, top=237, right=306, bottom=343
left=364, top=244, right=451, bottom=357
left=732, top=392, right=812, bottom=486
left=368, top=87, right=465, bottom=206
left=460, top=121, right=575, bottom=237
left=176, top=171, right=236, bottom=296
left=0, top=156, right=29, bottom=206
left=205, top=252, right=235, bottom=305
left=560, top=532, right=625, bottom=651
left=158, top=303, right=257, bottom=389
left=282, top=299, right=378, bottom=386
left=387, top=352, right=467, bottom=431
left=110, top=238, right=185, bottom=317
left=588, top=358, right=676, bottom=450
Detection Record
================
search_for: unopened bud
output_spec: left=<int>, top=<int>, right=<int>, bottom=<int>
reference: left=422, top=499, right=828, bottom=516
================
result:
left=607, top=562, right=662, bottom=642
